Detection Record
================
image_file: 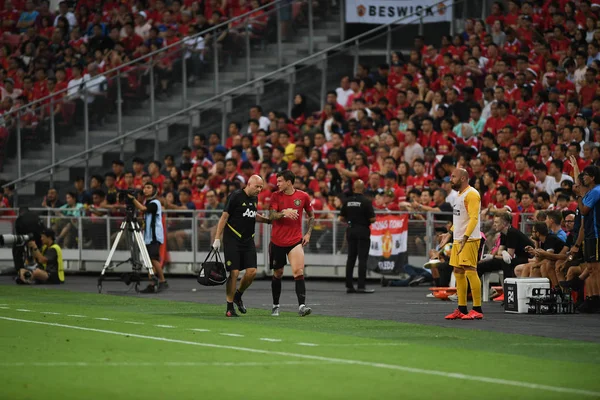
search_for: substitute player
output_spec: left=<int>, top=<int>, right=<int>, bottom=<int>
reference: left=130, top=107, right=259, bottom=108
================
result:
left=213, top=175, right=271, bottom=317
left=438, top=168, right=484, bottom=320
left=269, top=170, right=315, bottom=317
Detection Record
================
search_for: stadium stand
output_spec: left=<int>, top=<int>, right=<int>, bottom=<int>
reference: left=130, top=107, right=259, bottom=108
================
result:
left=1, top=0, right=600, bottom=310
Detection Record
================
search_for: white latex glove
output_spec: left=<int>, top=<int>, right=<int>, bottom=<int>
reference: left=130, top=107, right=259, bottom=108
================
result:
left=212, top=239, right=221, bottom=251
left=481, top=254, right=493, bottom=262
left=501, top=250, right=512, bottom=264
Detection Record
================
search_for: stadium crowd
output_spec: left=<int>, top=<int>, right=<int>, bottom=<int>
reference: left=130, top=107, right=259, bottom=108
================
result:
left=2, top=0, right=600, bottom=312
left=0, top=0, right=313, bottom=162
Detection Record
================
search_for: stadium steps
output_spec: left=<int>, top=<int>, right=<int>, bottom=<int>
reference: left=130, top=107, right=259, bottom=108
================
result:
left=4, top=11, right=355, bottom=204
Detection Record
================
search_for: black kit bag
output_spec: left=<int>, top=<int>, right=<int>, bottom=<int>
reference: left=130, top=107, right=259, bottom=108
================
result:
left=197, top=249, right=227, bottom=286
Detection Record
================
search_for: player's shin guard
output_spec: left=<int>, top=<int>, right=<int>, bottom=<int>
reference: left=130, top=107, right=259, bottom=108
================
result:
left=455, top=272, right=468, bottom=314
left=294, top=275, right=306, bottom=306
left=272, top=275, right=282, bottom=305
left=465, top=270, right=482, bottom=312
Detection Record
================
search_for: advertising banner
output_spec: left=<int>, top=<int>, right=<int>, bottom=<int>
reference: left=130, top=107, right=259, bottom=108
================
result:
left=368, top=214, right=409, bottom=274
left=345, top=0, right=451, bottom=24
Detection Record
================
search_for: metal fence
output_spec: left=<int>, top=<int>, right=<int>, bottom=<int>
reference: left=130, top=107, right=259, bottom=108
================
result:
left=0, top=208, right=540, bottom=276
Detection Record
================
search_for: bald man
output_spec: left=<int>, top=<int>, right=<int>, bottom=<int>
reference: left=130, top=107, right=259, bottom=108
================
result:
left=214, top=175, right=271, bottom=317
left=438, top=168, right=484, bottom=320
left=340, top=179, right=377, bottom=293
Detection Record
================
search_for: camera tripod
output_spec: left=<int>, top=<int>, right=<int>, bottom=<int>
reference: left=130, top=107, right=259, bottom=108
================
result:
left=97, top=212, right=158, bottom=293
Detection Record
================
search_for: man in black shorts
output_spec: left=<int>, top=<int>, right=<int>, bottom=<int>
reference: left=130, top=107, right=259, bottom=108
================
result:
left=214, top=175, right=271, bottom=317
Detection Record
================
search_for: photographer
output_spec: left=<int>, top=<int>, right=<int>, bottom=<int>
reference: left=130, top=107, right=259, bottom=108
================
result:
left=17, top=229, right=64, bottom=285
left=127, top=182, right=168, bottom=293
left=13, top=207, right=44, bottom=273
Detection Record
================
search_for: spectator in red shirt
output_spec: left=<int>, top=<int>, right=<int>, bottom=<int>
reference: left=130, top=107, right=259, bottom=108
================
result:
left=406, top=158, right=431, bottom=191
left=148, top=160, right=166, bottom=195
left=518, top=191, right=536, bottom=214
left=580, top=67, right=598, bottom=113
left=336, top=152, right=369, bottom=184
left=482, top=168, right=499, bottom=208
left=121, top=23, right=144, bottom=54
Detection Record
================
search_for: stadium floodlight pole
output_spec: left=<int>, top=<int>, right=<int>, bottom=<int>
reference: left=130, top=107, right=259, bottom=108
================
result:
left=117, top=70, right=124, bottom=161
left=308, top=0, right=314, bottom=54
left=49, top=96, right=56, bottom=188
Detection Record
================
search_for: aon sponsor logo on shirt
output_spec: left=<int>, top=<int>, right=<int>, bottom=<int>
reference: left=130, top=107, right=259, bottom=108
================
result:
left=242, top=208, right=257, bottom=218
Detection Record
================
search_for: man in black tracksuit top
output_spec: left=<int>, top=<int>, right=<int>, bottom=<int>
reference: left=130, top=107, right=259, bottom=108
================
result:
left=340, top=179, right=376, bottom=293
left=213, top=175, right=271, bottom=317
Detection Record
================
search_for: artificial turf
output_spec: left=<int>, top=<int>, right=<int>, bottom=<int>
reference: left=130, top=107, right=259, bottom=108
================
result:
left=0, top=286, right=598, bottom=400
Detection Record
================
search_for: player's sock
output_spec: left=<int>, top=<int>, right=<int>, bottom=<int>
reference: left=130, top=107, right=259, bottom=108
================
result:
left=227, top=302, right=234, bottom=312
left=235, top=289, right=243, bottom=300
left=272, top=276, right=282, bottom=305
left=465, top=270, right=482, bottom=311
left=294, top=275, right=306, bottom=306
left=455, top=272, right=468, bottom=315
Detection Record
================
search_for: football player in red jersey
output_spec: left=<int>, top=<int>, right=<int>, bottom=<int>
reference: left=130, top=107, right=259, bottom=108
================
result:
left=268, top=170, right=315, bottom=317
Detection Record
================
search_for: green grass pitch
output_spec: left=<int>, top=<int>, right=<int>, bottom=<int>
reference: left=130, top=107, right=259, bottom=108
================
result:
left=0, top=286, right=599, bottom=400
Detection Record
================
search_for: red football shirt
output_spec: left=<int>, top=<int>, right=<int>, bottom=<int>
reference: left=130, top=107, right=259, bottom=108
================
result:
left=270, top=189, right=313, bottom=247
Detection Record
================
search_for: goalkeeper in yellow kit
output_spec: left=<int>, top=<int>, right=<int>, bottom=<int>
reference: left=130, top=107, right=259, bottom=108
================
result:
left=438, top=168, right=484, bottom=320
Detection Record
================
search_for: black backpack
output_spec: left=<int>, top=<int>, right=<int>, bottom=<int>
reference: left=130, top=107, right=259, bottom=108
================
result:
left=197, top=249, right=227, bottom=286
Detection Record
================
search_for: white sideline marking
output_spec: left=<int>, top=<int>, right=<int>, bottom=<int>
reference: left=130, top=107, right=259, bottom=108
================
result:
left=16, top=309, right=31, bottom=312
left=296, top=342, right=319, bottom=347
left=155, top=325, right=175, bottom=328
left=0, top=316, right=598, bottom=398
left=325, top=343, right=409, bottom=347
left=0, top=361, right=336, bottom=368
left=67, top=315, right=87, bottom=318
left=94, top=318, right=113, bottom=321
left=260, top=338, right=282, bottom=342
left=220, top=333, right=244, bottom=337
left=0, top=306, right=9, bottom=309
left=510, top=342, right=590, bottom=347
left=124, top=321, right=144, bottom=325
left=261, top=304, right=323, bottom=307
left=190, top=328, right=210, bottom=332
left=39, top=312, right=60, bottom=315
